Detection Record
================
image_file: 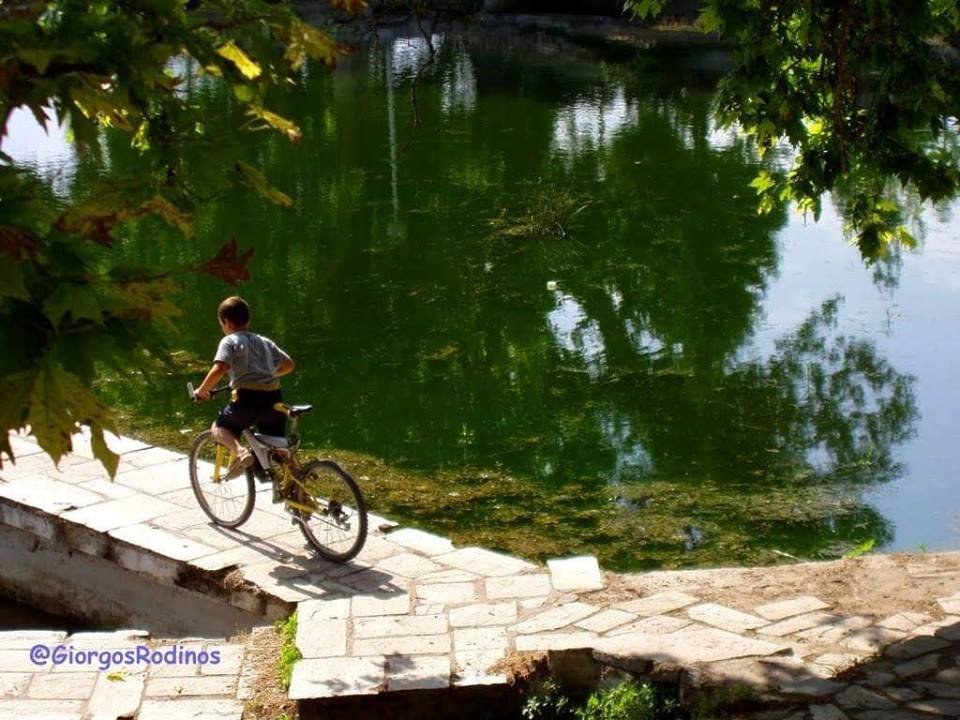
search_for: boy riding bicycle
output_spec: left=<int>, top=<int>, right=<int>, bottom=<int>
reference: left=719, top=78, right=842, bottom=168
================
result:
left=194, top=296, right=295, bottom=479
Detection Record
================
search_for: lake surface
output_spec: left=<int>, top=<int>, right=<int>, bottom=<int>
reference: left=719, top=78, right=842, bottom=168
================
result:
left=7, top=18, right=959, bottom=570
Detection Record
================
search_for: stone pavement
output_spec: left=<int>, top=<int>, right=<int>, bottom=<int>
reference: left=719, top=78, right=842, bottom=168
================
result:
left=1, top=431, right=960, bottom=719
left=0, top=629, right=253, bottom=720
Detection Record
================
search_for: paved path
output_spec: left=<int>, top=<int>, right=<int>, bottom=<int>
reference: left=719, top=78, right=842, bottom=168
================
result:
left=0, top=431, right=959, bottom=719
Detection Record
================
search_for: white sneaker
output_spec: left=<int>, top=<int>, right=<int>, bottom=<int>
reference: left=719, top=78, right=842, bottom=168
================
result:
left=223, top=449, right=254, bottom=480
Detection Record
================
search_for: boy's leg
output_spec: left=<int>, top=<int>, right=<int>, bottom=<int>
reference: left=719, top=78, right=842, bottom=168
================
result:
left=210, top=423, right=239, bottom=454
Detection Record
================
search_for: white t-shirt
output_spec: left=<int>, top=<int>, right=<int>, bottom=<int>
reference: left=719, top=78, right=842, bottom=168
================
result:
left=214, top=331, right=290, bottom=387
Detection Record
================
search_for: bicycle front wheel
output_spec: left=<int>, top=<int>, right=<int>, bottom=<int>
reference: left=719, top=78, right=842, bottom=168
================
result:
left=294, top=460, right=367, bottom=562
left=188, top=430, right=255, bottom=528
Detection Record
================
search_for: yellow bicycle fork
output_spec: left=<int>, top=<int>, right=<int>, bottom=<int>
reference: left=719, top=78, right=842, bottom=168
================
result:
left=211, top=443, right=322, bottom=518
left=212, top=445, right=235, bottom=484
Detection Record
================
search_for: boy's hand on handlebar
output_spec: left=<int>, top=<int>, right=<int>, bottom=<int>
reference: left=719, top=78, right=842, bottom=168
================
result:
left=196, top=387, right=212, bottom=401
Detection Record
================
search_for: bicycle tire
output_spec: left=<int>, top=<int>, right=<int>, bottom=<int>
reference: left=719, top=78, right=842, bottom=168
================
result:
left=188, top=429, right=255, bottom=528
left=294, top=459, right=367, bottom=562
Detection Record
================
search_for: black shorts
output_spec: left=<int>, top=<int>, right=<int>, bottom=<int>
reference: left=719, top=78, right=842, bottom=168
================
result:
left=215, top=389, right=286, bottom=438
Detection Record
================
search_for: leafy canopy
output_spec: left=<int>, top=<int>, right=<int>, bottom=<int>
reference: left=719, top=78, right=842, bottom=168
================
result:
left=626, top=0, right=960, bottom=258
left=0, top=0, right=361, bottom=474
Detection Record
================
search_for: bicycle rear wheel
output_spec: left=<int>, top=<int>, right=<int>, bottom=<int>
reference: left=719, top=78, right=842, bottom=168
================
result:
left=188, top=430, right=255, bottom=528
left=294, top=460, right=367, bottom=562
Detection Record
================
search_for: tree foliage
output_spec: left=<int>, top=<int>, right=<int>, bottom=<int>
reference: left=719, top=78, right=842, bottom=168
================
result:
left=626, top=0, right=960, bottom=258
left=0, top=0, right=361, bottom=473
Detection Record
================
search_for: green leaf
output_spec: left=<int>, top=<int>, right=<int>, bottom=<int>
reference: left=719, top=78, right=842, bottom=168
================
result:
left=0, top=369, right=38, bottom=464
left=236, top=161, right=293, bottom=207
left=843, top=538, right=875, bottom=559
left=90, top=426, right=119, bottom=480
left=216, top=42, right=262, bottom=80
left=247, top=105, right=302, bottom=143
left=233, top=83, right=254, bottom=103
left=749, top=171, right=776, bottom=195
left=43, top=282, right=104, bottom=326
left=0, top=263, right=29, bottom=300
left=26, top=361, right=118, bottom=471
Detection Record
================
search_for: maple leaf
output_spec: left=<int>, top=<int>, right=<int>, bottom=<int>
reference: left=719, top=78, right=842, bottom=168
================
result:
left=197, top=237, right=254, bottom=286
left=0, top=225, right=38, bottom=260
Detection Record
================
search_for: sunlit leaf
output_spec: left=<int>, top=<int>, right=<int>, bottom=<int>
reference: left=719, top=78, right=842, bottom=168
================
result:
left=236, top=161, right=293, bottom=207
left=90, top=426, right=119, bottom=479
left=216, top=42, right=262, bottom=80
left=247, top=105, right=302, bottom=143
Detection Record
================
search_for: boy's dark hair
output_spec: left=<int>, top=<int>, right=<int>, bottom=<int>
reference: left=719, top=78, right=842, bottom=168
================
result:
left=218, top=296, right=250, bottom=327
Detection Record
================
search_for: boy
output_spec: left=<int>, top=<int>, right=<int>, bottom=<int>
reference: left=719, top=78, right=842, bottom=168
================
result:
left=195, top=296, right=295, bottom=478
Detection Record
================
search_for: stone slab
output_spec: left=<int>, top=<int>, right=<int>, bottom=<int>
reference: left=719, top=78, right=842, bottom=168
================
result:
left=351, top=593, right=411, bottom=618
left=595, top=626, right=789, bottom=666
left=114, top=460, right=191, bottom=495
left=137, top=697, right=244, bottom=719
left=385, top=654, right=451, bottom=691
left=894, top=653, right=942, bottom=678
left=840, top=627, right=908, bottom=653
left=449, top=602, right=517, bottom=628
left=0, top=632, right=67, bottom=650
left=754, top=596, right=829, bottom=621
left=353, top=614, right=448, bottom=639
left=454, top=651, right=508, bottom=685
left=385, top=528, right=455, bottom=556
left=485, top=573, right=552, bottom=600
left=512, top=602, right=599, bottom=634
left=453, top=627, right=509, bottom=652
left=937, top=594, right=960, bottom=614
left=835, top=685, right=896, bottom=710
left=118, top=447, right=184, bottom=469
left=288, top=655, right=387, bottom=700
left=61, top=495, right=181, bottom=533
left=547, top=556, right=605, bottom=592
left=88, top=670, right=146, bottom=718
left=353, top=634, right=452, bottom=656
left=415, top=582, right=479, bottom=605
left=687, top=603, right=768, bottom=632
left=297, top=619, right=347, bottom=658
left=435, top=547, right=536, bottom=577
left=607, top=615, right=691, bottom=636
left=0, top=700, right=86, bottom=717
left=516, top=633, right=598, bottom=652
left=810, top=705, right=849, bottom=720
left=144, top=675, right=237, bottom=697
left=375, top=553, right=443, bottom=578
left=26, top=672, right=97, bottom=699
left=575, top=609, right=636, bottom=633
left=0, top=476, right=106, bottom=517
left=884, top=634, right=951, bottom=660
left=905, top=699, right=960, bottom=716
left=199, top=645, right=244, bottom=676
left=0, top=673, right=31, bottom=697
left=298, top=597, right=352, bottom=621
left=614, top=591, right=699, bottom=617
left=109, top=524, right=216, bottom=562
left=911, top=681, right=960, bottom=699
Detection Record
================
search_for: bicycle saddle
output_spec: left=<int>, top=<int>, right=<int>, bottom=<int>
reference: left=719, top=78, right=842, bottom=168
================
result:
left=275, top=403, right=313, bottom=416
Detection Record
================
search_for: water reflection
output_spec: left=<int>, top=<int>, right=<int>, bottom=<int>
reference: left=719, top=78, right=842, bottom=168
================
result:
left=17, top=23, right=926, bottom=568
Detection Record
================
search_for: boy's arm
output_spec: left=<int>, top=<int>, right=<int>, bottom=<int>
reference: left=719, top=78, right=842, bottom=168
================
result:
left=264, top=337, right=294, bottom=377
left=196, top=361, right=229, bottom=401
left=274, top=357, right=295, bottom=377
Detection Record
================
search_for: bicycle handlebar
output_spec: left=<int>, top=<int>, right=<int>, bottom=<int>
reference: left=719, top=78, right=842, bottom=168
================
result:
left=186, top=382, right=230, bottom=402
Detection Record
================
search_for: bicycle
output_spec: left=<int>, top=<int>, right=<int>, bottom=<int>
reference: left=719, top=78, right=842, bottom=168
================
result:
left=185, top=383, right=367, bottom=562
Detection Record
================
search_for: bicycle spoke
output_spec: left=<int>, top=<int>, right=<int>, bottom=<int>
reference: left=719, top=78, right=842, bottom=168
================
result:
left=294, top=460, right=366, bottom=562
left=189, top=431, right=254, bottom=527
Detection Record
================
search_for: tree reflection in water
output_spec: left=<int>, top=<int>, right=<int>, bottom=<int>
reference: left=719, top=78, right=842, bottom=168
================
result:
left=67, top=24, right=919, bottom=569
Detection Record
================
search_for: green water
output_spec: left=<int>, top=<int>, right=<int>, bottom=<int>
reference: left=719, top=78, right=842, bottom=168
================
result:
left=11, top=20, right=960, bottom=570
